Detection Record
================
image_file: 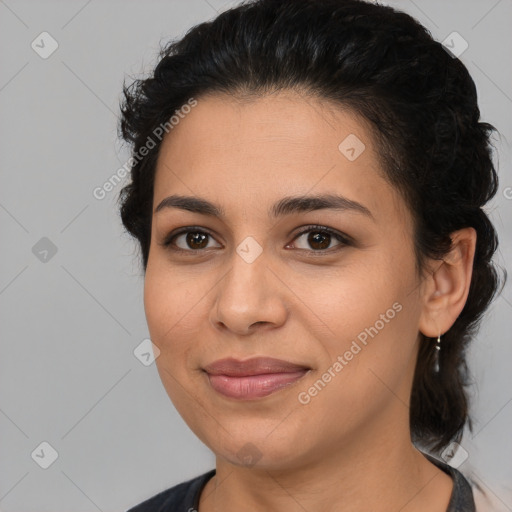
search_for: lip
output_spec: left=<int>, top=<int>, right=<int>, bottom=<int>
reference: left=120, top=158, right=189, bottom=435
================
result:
left=203, top=357, right=311, bottom=376
left=203, top=357, right=311, bottom=400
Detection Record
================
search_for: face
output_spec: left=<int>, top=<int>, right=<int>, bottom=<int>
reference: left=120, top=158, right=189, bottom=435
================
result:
left=144, top=90, right=426, bottom=470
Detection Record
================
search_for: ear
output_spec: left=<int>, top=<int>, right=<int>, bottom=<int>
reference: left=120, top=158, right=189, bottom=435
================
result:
left=418, top=227, right=477, bottom=337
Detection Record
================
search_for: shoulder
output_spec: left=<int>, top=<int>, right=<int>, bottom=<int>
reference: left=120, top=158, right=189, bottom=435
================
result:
left=427, top=454, right=512, bottom=512
left=425, top=455, right=512, bottom=512
left=423, top=453, right=476, bottom=511
left=448, top=465, right=477, bottom=511
left=125, top=469, right=216, bottom=512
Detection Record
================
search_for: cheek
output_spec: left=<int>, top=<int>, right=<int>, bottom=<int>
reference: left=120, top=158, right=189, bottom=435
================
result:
left=144, top=256, right=201, bottom=332
left=290, top=259, right=417, bottom=399
left=143, top=268, right=172, bottom=342
left=143, top=266, right=208, bottom=417
left=288, top=259, right=395, bottom=342
left=143, top=264, right=192, bottom=356
left=143, top=260, right=218, bottom=378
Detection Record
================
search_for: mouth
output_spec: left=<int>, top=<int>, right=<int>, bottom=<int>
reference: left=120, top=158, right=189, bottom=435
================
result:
left=202, top=357, right=311, bottom=400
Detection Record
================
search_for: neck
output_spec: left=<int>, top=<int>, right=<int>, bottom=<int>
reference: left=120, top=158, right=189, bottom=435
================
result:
left=199, top=416, right=453, bottom=512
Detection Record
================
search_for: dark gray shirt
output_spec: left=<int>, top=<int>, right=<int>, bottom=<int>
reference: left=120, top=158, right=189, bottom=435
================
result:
left=127, top=456, right=475, bottom=512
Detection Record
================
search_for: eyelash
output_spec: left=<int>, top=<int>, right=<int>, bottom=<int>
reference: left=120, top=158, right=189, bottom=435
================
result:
left=160, top=224, right=352, bottom=255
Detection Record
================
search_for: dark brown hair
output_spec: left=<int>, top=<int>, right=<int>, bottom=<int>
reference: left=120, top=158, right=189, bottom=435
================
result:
left=117, top=0, right=506, bottom=454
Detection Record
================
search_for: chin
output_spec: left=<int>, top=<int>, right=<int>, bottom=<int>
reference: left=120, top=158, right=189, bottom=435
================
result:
left=206, top=428, right=311, bottom=471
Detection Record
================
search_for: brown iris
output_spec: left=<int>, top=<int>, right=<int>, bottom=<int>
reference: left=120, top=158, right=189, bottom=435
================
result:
left=186, top=232, right=209, bottom=249
left=308, top=231, right=331, bottom=250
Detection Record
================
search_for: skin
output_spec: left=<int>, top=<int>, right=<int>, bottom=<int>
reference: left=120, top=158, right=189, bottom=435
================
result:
left=144, top=89, right=477, bottom=512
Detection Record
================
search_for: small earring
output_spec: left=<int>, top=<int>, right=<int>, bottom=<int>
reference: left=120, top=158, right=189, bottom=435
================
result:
left=433, top=333, right=442, bottom=373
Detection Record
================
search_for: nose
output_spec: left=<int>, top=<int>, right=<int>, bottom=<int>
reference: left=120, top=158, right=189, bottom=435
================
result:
left=210, top=247, right=288, bottom=336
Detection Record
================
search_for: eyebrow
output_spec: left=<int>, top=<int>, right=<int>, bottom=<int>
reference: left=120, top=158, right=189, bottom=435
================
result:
left=154, top=193, right=374, bottom=221
left=154, top=194, right=375, bottom=221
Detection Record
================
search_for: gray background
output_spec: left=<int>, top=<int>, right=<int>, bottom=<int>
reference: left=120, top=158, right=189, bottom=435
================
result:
left=0, top=0, right=511, bottom=510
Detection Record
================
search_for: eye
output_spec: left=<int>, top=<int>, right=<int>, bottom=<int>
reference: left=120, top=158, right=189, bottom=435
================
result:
left=161, top=227, right=222, bottom=252
left=287, top=225, right=351, bottom=252
left=160, top=224, right=351, bottom=255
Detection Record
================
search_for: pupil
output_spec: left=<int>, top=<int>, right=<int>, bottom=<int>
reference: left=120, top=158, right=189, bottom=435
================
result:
left=187, top=232, right=208, bottom=249
left=309, top=232, right=330, bottom=250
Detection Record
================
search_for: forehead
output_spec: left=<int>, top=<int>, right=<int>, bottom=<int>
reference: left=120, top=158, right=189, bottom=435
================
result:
left=153, top=90, right=406, bottom=226
left=158, top=90, right=376, bottom=160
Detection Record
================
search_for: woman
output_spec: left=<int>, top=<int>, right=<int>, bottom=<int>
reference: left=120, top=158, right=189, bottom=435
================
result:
left=118, top=0, right=506, bottom=510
